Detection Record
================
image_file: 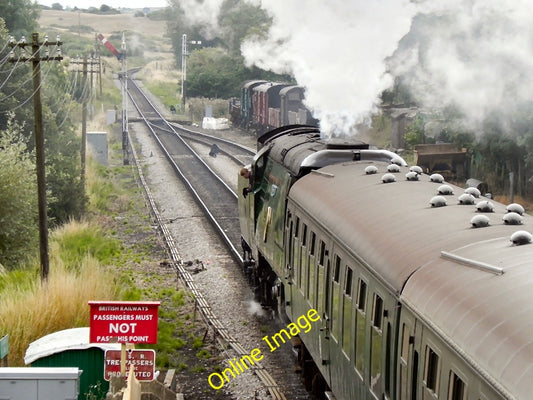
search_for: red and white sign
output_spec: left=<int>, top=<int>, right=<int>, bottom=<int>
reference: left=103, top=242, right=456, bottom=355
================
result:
left=104, top=349, right=156, bottom=381
left=89, top=301, right=160, bottom=344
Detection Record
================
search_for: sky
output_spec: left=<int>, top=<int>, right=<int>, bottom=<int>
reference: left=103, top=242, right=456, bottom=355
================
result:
left=36, top=0, right=168, bottom=9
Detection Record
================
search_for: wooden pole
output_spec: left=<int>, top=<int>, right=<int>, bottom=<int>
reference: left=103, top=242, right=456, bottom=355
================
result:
left=31, top=33, right=50, bottom=282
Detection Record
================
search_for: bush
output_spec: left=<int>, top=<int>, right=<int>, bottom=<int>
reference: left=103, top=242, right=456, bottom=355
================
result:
left=0, top=117, right=38, bottom=268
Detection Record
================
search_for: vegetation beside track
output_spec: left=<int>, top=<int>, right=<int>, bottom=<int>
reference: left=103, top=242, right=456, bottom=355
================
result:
left=0, top=117, right=228, bottom=400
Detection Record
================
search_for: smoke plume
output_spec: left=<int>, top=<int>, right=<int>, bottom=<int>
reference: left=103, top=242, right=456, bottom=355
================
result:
left=178, top=0, right=533, bottom=137
left=388, top=0, right=533, bottom=135
left=240, top=1, right=416, bottom=138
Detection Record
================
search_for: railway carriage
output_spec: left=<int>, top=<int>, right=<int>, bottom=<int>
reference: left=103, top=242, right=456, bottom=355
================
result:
left=238, top=125, right=533, bottom=400
left=230, top=81, right=318, bottom=132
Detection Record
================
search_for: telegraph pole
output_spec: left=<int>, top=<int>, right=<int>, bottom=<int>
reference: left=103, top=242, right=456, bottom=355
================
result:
left=8, top=33, right=63, bottom=282
left=71, top=55, right=100, bottom=185
left=121, top=32, right=129, bottom=165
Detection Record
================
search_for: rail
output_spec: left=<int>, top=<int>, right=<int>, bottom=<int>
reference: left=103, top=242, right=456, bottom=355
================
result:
left=123, top=77, right=287, bottom=400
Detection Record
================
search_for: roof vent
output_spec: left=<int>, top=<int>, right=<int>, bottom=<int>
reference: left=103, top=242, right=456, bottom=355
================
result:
left=382, top=173, right=396, bottom=183
left=476, top=200, right=494, bottom=213
left=406, top=171, right=419, bottom=181
left=506, top=203, right=525, bottom=216
left=465, top=187, right=481, bottom=198
left=410, top=165, right=423, bottom=175
left=430, top=173, right=444, bottom=183
left=510, top=230, right=532, bottom=246
left=471, top=215, right=490, bottom=228
left=503, top=212, right=523, bottom=225
left=387, top=164, right=400, bottom=173
left=458, top=193, right=475, bottom=205
left=390, top=156, right=404, bottom=166
left=437, top=184, right=454, bottom=195
left=430, top=195, right=447, bottom=207
left=365, top=165, right=378, bottom=175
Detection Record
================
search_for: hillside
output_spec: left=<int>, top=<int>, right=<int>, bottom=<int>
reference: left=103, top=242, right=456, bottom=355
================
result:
left=39, top=9, right=168, bottom=41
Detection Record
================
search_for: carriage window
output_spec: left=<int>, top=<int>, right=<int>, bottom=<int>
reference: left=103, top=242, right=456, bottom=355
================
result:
left=333, top=255, right=341, bottom=283
left=345, top=268, right=353, bottom=297
left=425, top=346, right=440, bottom=393
left=372, top=294, right=383, bottom=330
left=355, top=278, right=367, bottom=374
left=310, top=232, right=316, bottom=256
left=448, top=372, right=466, bottom=400
left=401, top=324, right=410, bottom=361
left=357, top=279, right=367, bottom=312
left=319, top=240, right=326, bottom=266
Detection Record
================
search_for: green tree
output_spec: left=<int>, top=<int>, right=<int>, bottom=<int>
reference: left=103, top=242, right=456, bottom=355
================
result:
left=41, top=64, right=87, bottom=225
left=0, top=115, right=38, bottom=268
left=0, top=12, right=86, bottom=227
left=0, top=0, right=39, bottom=38
left=186, top=48, right=246, bottom=98
left=218, top=0, right=271, bottom=56
left=404, top=115, right=426, bottom=148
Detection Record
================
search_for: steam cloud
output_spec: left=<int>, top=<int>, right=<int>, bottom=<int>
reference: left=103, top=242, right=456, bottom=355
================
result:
left=388, top=0, right=533, bottom=135
left=178, top=0, right=533, bottom=137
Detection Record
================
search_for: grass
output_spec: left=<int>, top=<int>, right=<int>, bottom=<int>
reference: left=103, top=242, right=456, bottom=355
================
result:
left=51, top=220, right=121, bottom=267
left=0, top=16, right=214, bottom=375
left=0, top=254, right=118, bottom=366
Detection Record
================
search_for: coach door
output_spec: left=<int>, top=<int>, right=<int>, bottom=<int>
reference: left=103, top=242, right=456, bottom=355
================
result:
left=398, top=308, right=421, bottom=400
left=317, top=237, right=332, bottom=383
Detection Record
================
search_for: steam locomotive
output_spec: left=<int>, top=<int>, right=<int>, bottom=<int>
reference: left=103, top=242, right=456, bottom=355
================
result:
left=238, top=124, right=533, bottom=400
left=229, top=81, right=318, bottom=133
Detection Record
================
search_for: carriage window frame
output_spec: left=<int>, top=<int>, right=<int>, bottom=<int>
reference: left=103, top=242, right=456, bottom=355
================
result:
left=319, top=240, right=326, bottom=266
left=448, top=371, right=467, bottom=400
left=302, top=223, right=308, bottom=247
left=371, top=293, right=383, bottom=331
left=310, top=231, right=316, bottom=256
left=333, top=255, right=341, bottom=283
left=344, top=267, right=353, bottom=297
left=424, top=346, right=440, bottom=395
left=357, top=278, right=367, bottom=313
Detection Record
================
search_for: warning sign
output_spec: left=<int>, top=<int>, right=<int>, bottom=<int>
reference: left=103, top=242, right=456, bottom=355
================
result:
left=104, top=349, right=156, bottom=381
left=89, top=301, right=160, bottom=344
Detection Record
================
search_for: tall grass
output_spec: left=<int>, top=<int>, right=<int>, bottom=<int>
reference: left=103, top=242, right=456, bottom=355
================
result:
left=0, top=222, right=120, bottom=366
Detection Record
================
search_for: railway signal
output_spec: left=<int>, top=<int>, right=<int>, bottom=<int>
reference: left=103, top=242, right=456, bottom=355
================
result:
left=181, top=34, right=202, bottom=108
left=97, top=33, right=122, bottom=60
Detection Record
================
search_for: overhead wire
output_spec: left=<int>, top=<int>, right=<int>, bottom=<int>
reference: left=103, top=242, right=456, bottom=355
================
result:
left=53, top=68, right=85, bottom=128
left=0, top=43, right=61, bottom=114
left=0, top=40, right=49, bottom=102
left=0, top=36, right=104, bottom=128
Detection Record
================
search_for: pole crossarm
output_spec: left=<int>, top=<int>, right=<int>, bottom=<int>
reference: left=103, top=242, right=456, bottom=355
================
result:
left=8, top=34, right=63, bottom=62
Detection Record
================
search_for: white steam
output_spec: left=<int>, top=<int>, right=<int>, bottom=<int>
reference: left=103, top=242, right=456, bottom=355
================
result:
left=240, top=0, right=416, bottom=138
left=388, top=0, right=533, bottom=134
left=178, top=0, right=533, bottom=137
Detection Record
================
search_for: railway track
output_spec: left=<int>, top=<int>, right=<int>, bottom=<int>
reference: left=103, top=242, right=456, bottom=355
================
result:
left=126, top=78, right=243, bottom=263
left=123, top=77, right=310, bottom=400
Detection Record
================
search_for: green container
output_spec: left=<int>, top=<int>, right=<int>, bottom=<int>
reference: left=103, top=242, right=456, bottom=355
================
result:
left=32, top=347, right=107, bottom=399
left=25, top=328, right=120, bottom=400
